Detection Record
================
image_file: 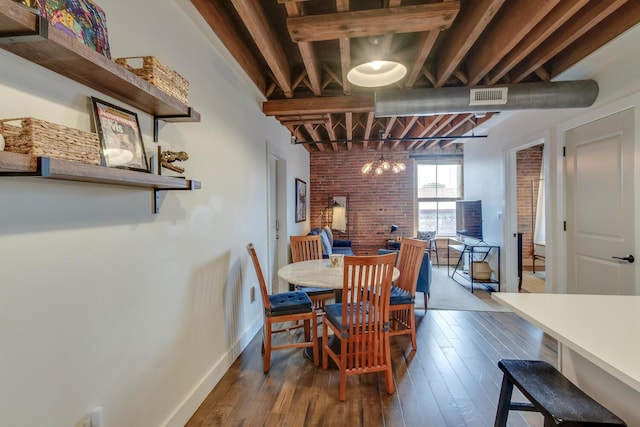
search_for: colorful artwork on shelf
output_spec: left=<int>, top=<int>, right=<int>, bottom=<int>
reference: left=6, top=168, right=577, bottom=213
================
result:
left=12, top=0, right=111, bottom=58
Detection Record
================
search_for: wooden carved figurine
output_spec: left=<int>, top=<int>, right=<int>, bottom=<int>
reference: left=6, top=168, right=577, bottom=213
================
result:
left=160, top=150, right=189, bottom=174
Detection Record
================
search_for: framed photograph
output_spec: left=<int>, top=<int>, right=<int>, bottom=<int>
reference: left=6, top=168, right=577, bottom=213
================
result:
left=91, top=97, right=150, bottom=172
left=295, top=178, right=307, bottom=223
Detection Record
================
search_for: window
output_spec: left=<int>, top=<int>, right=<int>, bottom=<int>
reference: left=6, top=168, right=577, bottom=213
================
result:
left=416, top=160, right=463, bottom=236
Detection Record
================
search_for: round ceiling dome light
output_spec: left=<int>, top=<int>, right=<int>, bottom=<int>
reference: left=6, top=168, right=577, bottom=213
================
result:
left=347, top=60, right=407, bottom=88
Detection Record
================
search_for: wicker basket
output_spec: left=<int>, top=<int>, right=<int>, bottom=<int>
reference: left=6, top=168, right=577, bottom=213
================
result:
left=115, top=56, right=189, bottom=104
left=472, top=261, right=493, bottom=281
left=0, top=118, right=101, bottom=166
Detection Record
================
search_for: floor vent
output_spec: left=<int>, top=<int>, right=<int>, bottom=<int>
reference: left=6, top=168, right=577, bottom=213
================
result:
left=469, top=87, right=508, bottom=105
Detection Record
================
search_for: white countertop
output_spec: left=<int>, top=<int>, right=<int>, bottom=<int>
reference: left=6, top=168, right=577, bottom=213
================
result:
left=278, top=259, right=399, bottom=290
left=492, top=293, right=640, bottom=392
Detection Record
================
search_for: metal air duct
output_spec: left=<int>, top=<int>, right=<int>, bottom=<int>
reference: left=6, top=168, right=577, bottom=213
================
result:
left=374, top=80, right=599, bottom=117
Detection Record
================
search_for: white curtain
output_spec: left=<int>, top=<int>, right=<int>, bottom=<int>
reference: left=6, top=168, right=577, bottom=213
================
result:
left=533, top=148, right=546, bottom=245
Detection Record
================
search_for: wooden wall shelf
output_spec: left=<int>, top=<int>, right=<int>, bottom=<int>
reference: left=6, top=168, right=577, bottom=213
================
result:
left=0, top=0, right=203, bottom=213
left=0, top=0, right=200, bottom=120
left=0, top=151, right=201, bottom=213
left=0, top=151, right=201, bottom=190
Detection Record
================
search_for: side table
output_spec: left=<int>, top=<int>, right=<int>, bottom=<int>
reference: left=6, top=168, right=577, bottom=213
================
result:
left=447, top=238, right=500, bottom=293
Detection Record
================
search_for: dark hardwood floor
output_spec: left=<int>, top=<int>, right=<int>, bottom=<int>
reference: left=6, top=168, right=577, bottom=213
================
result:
left=186, top=310, right=557, bottom=426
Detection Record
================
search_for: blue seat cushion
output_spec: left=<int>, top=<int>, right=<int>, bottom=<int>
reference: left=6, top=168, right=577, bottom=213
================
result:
left=324, top=302, right=389, bottom=337
left=324, top=302, right=344, bottom=328
left=295, top=285, right=334, bottom=296
left=267, top=291, right=313, bottom=316
left=390, top=285, right=414, bottom=305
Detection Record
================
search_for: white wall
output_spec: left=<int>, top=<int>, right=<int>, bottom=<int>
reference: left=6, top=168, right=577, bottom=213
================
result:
left=464, top=24, right=640, bottom=294
left=0, top=1, right=309, bottom=426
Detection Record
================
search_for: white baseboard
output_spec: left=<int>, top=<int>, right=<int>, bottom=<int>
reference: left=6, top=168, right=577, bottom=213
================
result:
left=161, top=318, right=262, bottom=427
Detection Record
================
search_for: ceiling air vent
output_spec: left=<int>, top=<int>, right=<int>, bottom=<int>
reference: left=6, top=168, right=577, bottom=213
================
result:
left=469, top=87, right=508, bottom=106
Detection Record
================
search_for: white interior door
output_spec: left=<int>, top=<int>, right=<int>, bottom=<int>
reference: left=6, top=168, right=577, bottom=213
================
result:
left=565, top=108, right=635, bottom=295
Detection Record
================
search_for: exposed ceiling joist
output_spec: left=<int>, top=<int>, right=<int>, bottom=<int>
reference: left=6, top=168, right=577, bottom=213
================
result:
left=193, top=1, right=640, bottom=153
left=287, top=2, right=460, bottom=42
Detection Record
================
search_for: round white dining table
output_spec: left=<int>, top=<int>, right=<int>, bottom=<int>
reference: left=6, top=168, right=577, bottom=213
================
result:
left=277, top=258, right=400, bottom=291
left=278, top=258, right=400, bottom=368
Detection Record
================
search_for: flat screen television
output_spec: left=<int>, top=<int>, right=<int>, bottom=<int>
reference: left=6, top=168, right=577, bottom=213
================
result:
left=456, top=200, right=483, bottom=241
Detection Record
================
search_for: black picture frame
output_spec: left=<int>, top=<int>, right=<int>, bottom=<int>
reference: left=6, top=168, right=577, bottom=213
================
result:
left=295, top=178, right=307, bottom=222
left=91, top=97, right=150, bottom=172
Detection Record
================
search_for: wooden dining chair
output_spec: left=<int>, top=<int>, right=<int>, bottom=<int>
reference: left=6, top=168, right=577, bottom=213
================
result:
left=290, top=235, right=334, bottom=312
left=389, top=237, right=427, bottom=350
left=246, top=243, right=318, bottom=373
left=322, top=252, right=397, bottom=401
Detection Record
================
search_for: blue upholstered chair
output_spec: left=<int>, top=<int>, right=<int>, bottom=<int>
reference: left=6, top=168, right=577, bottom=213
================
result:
left=379, top=246, right=432, bottom=309
left=379, top=238, right=427, bottom=350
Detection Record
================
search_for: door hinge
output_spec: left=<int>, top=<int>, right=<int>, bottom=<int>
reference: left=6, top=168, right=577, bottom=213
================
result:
left=563, top=146, right=566, bottom=157
left=563, top=221, right=566, bottom=231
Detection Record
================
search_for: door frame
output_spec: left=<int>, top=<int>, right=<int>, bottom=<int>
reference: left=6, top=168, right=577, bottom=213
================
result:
left=505, top=137, right=549, bottom=293
left=267, top=149, right=288, bottom=294
left=557, top=94, right=640, bottom=295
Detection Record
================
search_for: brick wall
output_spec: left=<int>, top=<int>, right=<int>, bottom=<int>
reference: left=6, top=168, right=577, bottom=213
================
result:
left=310, top=148, right=459, bottom=256
left=516, top=145, right=543, bottom=270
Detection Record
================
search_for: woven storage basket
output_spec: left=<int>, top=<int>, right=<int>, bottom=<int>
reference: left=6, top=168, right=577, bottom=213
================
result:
left=472, top=261, right=493, bottom=281
left=115, top=56, right=189, bottom=104
left=0, top=118, right=101, bottom=166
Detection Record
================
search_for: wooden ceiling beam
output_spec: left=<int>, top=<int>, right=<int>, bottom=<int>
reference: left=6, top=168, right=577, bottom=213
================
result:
left=336, top=0, right=351, bottom=95
left=534, top=67, right=550, bottom=82
left=363, top=112, right=375, bottom=151
left=292, top=128, right=313, bottom=153
left=231, top=0, right=293, bottom=97
left=466, top=0, right=561, bottom=86
left=324, top=115, right=339, bottom=151
left=338, top=39, right=351, bottom=95
left=265, top=82, right=277, bottom=98
left=438, top=114, right=474, bottom=147
left=421, top=67, right=437, bottom=87
left=398, top=116, right=419, bottom=139
left=383, top=117, right=397, bottom=140
left=487, top=0, right=589, bottom=85
left=345, top=112, right=353, bottom=151
left=435, top=0, right=505, bottom=87
left=414, top=114, right=456, bottom=149
left=291, top=70, right=307, bottom=91
left=548, top=1, right=640, bottom=79
left=283, top=1, right=322, bottom=96
left=405, top=30, right=441, bottom=88
left=191, top=0, right=265, bottom=92
left=263, top=95, right=374, bottom=116
left=287, top=2, right=460, bottom=42
left=278, top=113, right=329, bottom=125
left=322, top=64, right=343, bottom=87
left=405, top=116, right=438, bottom=150
left=297, top=43, right=322, bottom=95
left=453, top=70, right=468, bottom=85
left=304, top=124, right=324, bottom=151
left=510, top=0, right=628, bottom=83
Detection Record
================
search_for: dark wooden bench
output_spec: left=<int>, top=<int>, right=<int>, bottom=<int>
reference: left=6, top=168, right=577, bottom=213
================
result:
left=494, top=359, right=627, bottom=427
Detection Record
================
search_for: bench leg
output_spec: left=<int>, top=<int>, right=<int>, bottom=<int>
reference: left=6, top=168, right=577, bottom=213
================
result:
left=494, top=374, right=514, bottom=427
